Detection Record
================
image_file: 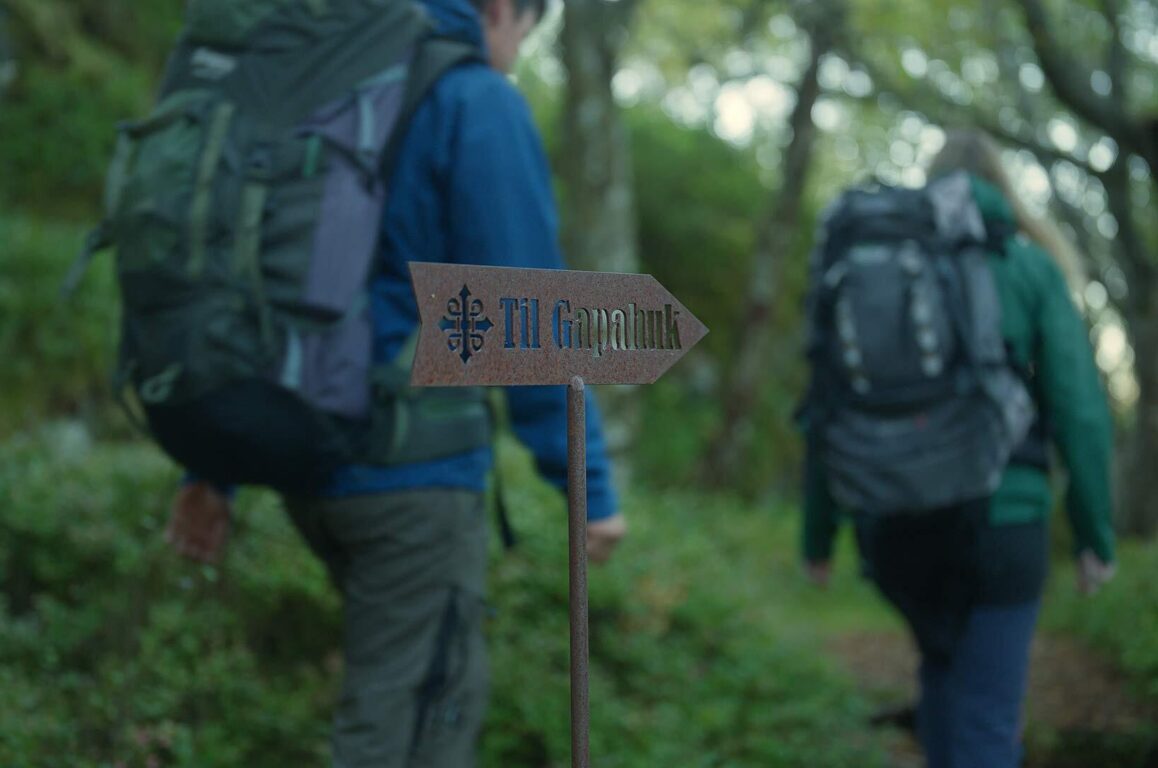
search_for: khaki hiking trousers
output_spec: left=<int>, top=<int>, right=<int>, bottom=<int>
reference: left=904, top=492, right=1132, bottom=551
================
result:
left=285, top=489, right=490, bottom=768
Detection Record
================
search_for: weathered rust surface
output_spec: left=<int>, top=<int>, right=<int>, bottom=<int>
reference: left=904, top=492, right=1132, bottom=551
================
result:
left=410, top=262, right=708, bottom=387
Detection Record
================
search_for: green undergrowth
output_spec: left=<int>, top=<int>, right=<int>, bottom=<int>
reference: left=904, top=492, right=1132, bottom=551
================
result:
left=0, top=212, right=119, bottom=436
left=1043, top=541, right=1158, bottom=706
left=0, top=427, right=890, bottom=767
left=4, top=423, right=1157, bottom=767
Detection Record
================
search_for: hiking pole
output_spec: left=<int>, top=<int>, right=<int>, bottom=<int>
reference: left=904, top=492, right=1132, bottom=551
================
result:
left=567, top=376, right=590, bottom=768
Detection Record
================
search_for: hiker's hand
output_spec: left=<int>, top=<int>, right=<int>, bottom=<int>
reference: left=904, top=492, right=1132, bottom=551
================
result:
left=165, top=482, right=232, bottom=564
left=1076, top=550, right=1115, bottom=596
left=805, top=560, right=832, bottom=588
left=587, top=514, right=627, bottom=564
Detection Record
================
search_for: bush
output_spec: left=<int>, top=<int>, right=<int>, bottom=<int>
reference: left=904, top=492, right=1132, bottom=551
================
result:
left=0, top=426, right=338, bottom=768
left=485, top=475, right=888, bottom=767
left=1043, top=541, right=1158, bottom=705
left=0, top=212, right=119, bottom=435
left=0, top=0, right=181, bottom=214
left=625, top=104, right=814, bottom=494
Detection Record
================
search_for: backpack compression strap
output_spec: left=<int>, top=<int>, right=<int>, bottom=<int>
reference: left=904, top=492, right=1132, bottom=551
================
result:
left=380, top=37, right=484, bottom=181
left=375, top=37, right=515, bottom=544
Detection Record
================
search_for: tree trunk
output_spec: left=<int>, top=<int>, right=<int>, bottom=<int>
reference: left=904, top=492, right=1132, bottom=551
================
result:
left=1122, top=301, right=1158, bottom=537
left=559, top=0, right=641, bottom=489
left=1102, top=157, right=1158, bottom=537
left=700, top=15, right=832, bottom=488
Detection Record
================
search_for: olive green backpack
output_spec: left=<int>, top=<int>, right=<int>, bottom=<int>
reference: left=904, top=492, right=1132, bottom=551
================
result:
left=68, top=0, right=491, bottom=492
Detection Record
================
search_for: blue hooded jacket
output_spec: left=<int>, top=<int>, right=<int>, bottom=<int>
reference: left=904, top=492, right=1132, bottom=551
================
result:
left=324, top=0, right=618, bottom=522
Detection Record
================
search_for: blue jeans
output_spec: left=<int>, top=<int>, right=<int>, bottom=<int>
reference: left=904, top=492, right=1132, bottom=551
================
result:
left=917, top=600, right=1040, bottom=768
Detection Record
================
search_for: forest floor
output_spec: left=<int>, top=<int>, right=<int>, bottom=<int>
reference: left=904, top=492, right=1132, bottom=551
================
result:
left=827, top=627, right=1158, bottom=768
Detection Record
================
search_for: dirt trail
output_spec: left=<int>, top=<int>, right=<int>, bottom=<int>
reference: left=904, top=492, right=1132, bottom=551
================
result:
left=827, top=629, right=1157, bottom=767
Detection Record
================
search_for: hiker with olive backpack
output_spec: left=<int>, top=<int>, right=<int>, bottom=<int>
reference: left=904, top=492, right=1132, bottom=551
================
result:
left=77, top=0, right=627, bottom=764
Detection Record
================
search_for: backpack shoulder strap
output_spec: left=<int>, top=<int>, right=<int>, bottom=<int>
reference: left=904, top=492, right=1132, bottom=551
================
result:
left=381, top=37, right=484, bottom=180
left=984, top=217, right=1017, bottom=256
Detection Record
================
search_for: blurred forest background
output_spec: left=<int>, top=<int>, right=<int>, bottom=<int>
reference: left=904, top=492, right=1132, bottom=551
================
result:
left=1, top=0, right=1157, bottom=766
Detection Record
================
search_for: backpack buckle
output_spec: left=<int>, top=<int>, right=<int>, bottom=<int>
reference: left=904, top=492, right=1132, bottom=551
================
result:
left=247, top=145, right=275, bottom=179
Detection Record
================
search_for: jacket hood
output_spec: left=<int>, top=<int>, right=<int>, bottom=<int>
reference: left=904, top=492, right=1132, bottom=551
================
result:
left=417, top=0, right=486, bottom=50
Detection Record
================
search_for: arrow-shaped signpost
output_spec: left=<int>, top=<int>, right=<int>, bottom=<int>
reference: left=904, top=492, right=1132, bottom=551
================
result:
left=410, top=262, right=708, bottom=767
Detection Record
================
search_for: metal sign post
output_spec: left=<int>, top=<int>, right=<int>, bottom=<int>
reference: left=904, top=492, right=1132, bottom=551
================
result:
left=567, top=376, right=589, bottom=768
left=410, top=262, right=707, bottom=767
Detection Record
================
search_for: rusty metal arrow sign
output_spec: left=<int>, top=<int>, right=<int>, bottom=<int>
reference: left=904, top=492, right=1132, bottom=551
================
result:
left=409, top=261, right=708, bottom=768
left=409, top=262, right=708, bottom=387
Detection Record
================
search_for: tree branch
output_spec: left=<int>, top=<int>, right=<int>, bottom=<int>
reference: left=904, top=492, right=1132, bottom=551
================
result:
left=1045, top=171, right=1129, bottom=315
left=847, top=49, right=1111, bottom=181
left=1103, top=157, right=1157, bottom=313
left=1017, top=0, right=1129, bottom=138
left=1100, top=0, right=1128, bottom=90
left=701, top=0, right=840, bottom=485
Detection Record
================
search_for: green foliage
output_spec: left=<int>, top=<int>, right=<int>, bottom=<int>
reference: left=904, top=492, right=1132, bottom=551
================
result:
left=626, top=101, right=818, bottom=494
left=0, top=212, right=118, bottom=435
left=630, top=104, right=765, bottom=363
left=0, top=430, right=892, bottom=767
left=627, top=0, right=767, bottom=83
left=627, top=103, right=809, bottom=492
left=0, top=427, right=337, bottom=768
left=0, top=61, right=151, bottom=215
left=67, top=1, right=185, bottom=69
left=488, top=463, right=891, bottom=767
left=1043, top=542, right=1158, bottom=705
left=0, top=0, right=182, bottom=214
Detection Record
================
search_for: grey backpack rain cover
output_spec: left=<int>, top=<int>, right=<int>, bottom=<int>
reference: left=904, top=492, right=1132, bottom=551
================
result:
left=804, top=172, right=1035, bottom=514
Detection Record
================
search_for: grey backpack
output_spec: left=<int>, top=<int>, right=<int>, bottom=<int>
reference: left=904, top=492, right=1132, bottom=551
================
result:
left=69, top=0, right=491, bottom=492
left=803, top=172, right=1035, bottom=514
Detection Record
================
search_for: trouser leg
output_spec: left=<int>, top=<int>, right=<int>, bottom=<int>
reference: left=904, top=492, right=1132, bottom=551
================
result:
left=285, top=489, right=490, bottom=768
left=914, top=600, right=1039, bottom=768
left=944, top=601, right=1039, bottom=768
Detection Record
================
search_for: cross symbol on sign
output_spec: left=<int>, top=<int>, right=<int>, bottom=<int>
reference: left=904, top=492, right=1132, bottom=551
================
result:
left=438, top=284, right=494, bottom=364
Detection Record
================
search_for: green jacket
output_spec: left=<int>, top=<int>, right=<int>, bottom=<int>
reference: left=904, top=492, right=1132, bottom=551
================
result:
left=802, top=176, right=1116, bottom=564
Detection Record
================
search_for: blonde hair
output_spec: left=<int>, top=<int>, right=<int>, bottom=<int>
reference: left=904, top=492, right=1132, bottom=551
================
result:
left=928, top=129, right=1086, bottom=289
